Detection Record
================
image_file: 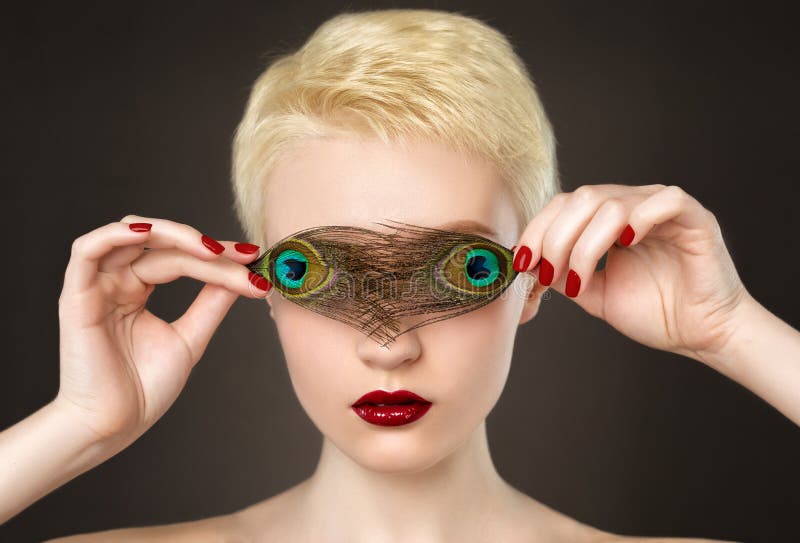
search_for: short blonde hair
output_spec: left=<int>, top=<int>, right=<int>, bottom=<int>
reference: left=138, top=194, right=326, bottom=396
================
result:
left=231, top=8, right=561, bottom=247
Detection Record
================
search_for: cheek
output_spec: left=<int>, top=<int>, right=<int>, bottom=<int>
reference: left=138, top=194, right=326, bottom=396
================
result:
left=271, top=297, right=354, bottom=427
left=421, top=295, right=519, bottom=425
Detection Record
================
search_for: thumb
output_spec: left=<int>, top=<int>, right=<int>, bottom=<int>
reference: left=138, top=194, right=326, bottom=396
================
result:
left=546, top=266, right=607, bottom=321
left=170, top=283, right=239, bottom=365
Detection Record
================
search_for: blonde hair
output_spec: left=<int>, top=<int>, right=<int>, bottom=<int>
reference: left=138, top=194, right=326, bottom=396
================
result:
left=231, top=8, right=561, bottom=247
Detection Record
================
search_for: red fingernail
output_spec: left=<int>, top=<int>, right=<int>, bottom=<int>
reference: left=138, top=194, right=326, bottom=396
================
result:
left=511, top=245, right=517, bottom=252
left=201, top=234, right=225, bottom=254
left=620, top=224, right=635, bottom=246
left=566, top=269, right=581, bottom=297
left=235, top=243, right=260, bottom=254
left=513, top=245, right=533, bottom=272
left=129, top=222, right=152, bottom=232
left=539, top=258, right=554, bottom=286
left=248, top=271, right=272, bottom=292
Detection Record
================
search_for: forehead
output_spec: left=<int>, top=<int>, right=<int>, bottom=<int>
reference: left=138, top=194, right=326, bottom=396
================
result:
left=261, top=135, right=521, bottom=248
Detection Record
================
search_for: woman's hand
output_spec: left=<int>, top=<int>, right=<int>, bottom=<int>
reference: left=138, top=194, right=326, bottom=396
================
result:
left=54, top=215, right=272, bottom=451
left=513, top=183, right=750, bottom=364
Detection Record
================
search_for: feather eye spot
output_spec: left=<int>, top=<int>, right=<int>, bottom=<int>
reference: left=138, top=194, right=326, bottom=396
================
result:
left=465, top=248, right=500, bottom=287
left=275, top=249, right=308, bottom=289
left=264, top=238, right=335, bottom=298
left=438, top=242, right=512, bottom=294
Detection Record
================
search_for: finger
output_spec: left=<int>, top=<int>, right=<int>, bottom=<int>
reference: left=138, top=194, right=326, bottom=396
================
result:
left=118, top=214, right=229, bottom=260
left=98, top=245, right=146, bottom=273
left=63, top=222, right=153, bottom=296
left=563, top=197, right=628, bottom=297
left=511, top=192, right=569, bottom=272
left=558, top=197, right=632, bottom=317
left=536, top=185, right=617, bottom=287
left=170, top=282, right=240, bottom=365
left=530, top=184, right=662, bottom=287
left=99, top=240, right=261, bottom=275
left=215, top=240, right=262, bottom=264
left=129, top=247, right=272, bottom=298
left=623, top=184, right=719, bottom=246
left=546, top=264, right=608, bottom=320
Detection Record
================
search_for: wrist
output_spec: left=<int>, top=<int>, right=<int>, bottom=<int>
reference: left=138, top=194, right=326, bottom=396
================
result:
left=693, top=292, right=765, bottom=373
left=45, top=397, right=127, bottom=465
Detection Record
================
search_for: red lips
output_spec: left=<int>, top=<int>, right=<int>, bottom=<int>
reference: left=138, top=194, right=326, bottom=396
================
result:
left=353, top=389, right=429, bottom=406
left=351, top=389, right=432, bottom=427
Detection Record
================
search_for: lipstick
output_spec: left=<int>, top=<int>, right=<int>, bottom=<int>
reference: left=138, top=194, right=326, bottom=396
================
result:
left=351, top=389, right=432, bottom=427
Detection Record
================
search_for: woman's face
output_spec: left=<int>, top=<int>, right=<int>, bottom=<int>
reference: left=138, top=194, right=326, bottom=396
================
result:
left=261, top=135, right=542, bottom=473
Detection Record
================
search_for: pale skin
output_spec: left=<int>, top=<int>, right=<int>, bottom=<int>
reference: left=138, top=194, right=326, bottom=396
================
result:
left=0, top=135, right=796, bottom=542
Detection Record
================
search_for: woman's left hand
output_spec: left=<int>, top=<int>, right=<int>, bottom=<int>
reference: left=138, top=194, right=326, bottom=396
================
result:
left=513, top=183, right=751, bottom=364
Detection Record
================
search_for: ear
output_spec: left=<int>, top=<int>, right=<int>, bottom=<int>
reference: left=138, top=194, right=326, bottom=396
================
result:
left=518, top=275, right=549, bottom=326
left=265, top=291, right=275, bottom=320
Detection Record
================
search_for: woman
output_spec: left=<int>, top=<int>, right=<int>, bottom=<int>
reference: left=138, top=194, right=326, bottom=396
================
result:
left=1, top=8, right=797, bottom=542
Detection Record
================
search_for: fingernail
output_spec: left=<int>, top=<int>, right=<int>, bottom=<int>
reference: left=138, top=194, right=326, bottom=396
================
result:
left=539, top=258, right=554, bottom=286
left=235, top=243, right=260, bottom=254
left=248, top=271, right=272, bottom=291
left=566, top=269, right=581, bottom=297
left=620, top=224, right=635, bottom=246
left=511, top=245, right=517, bottom=252
left=201, top=234, right=225, bottom=254
left=129, top=222, right=152, bottom=232
left=513, top=245, right=533, bottom=272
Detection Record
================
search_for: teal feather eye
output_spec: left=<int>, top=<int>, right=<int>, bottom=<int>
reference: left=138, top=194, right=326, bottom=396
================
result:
left=463, top=248, right=500, bottom=287
left=249, top=237, right=334, bottom=299
left=436, top=241, right=514, bottom=295
left=275, top=249, right=308, bottom=289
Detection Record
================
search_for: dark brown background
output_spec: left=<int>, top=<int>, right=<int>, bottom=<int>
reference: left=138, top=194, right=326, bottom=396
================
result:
left=2, top=2, right=798, bottom=542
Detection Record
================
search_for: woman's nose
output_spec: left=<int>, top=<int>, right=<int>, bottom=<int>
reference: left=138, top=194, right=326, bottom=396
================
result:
left=355, top=316, right=423, bottom=371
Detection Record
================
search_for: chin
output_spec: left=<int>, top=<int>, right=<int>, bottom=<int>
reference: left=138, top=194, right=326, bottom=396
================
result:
left=337, top=429, right=453, bottom=475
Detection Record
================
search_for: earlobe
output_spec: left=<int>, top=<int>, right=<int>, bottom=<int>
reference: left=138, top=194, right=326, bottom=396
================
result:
left=518, top=277, right=548, bottom=326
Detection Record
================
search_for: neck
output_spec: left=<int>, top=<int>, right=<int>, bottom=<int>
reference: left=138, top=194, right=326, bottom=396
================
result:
left=300, top=420, right=516, bottom=540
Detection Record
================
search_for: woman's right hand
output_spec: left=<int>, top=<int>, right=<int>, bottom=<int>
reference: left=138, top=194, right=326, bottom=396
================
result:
left=53, top=215, right=272, bottom=452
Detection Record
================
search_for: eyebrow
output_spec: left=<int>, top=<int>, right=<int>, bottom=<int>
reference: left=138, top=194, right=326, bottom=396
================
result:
left=435, top=219, right=498, bottom=238
left=267, top=220, right=500, bottom=249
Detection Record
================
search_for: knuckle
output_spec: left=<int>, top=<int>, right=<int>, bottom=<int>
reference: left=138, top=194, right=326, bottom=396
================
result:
left=178, top=222, right=201, bottom=237
left=70, top=235, right=87, bottom=257
left=665, top=184, right=688, bottom=201
left=600, top=197, right=627, bottom=219
left=572, top=184, right=598, bottom=203
left=703, top=207, right=721, bottom=229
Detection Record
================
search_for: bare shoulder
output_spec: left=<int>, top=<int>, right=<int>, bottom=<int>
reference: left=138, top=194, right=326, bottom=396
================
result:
left=228, top=479, right=310, bottom=540
left=42, top=512, right=246, bottom=543
left=43, top=480, right=308, bottom=543
left=511, top=491, right=740, bottom=543
left=598, top=535, right=741, bottom=543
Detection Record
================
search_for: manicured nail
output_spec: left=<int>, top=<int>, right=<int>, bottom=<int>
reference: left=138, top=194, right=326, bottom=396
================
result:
left=620, top=224, right=635, bottom=246
left=513, top=245, right=533, bottom=272
left=201, top=234, right=225, bottom=254
left=235, top=243, right=260, bottom=254
left=566, top=269, right=581, bottom=297
left=511, top=245, right=517, bottom=252
left=248, top=271, right=272, bottom=291
left=129, top=222, right=152, bottom=232
left=538, top=258, right=554, bottom=286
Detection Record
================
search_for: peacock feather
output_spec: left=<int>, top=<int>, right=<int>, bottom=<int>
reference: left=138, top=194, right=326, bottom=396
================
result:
left=247, top=219, right=519, bottom=348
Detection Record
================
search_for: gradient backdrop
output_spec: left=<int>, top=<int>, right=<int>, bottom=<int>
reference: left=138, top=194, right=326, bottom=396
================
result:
left=3, top=2, right=798, bottom=542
